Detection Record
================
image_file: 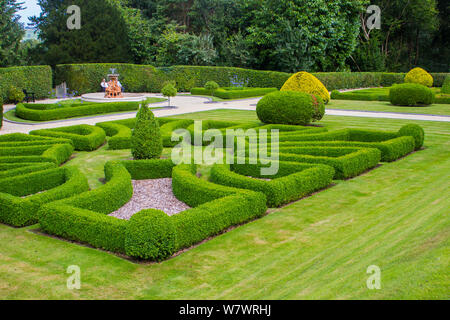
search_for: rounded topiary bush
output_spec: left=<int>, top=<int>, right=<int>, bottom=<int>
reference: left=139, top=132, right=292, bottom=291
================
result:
left=398, top=124, right=425, bottom=151
left=404, top=67, right=433, bottom=87
left=125, top=209, right=177, bottom=261
left=256, top=91, right=323, bottom=125
left=281, top=71, right=330, bottom=104
left=442, top=75, right=450, bottom=94
left=131, top=105, right=163, bottom=159
left=389, top=83, right=435, bottom=106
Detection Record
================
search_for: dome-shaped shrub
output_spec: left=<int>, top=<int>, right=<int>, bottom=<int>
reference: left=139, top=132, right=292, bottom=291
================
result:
left=257, top=91, right=323, bottom=125
left=404, top=67, right=433, bottom=87
left=442, top=75, right=450, bottom=94
left=398, top=124, right=425, bottom=151
left=389, top=83, right=434, bottom=106
left=281, top=71, right=330, bottom=104
left=125, top=209, right=176, bottom=261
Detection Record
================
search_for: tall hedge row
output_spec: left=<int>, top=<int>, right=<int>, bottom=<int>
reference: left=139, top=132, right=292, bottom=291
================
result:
left=55, top=64, right=450, bottom=94
left=0, top=66, right=52, bottom=103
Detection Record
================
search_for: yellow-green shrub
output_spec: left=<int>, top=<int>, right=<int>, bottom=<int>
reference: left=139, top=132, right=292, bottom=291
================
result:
left=281, top=71, right=330, bottom=104
left=404, top=67, right=433, bottom=87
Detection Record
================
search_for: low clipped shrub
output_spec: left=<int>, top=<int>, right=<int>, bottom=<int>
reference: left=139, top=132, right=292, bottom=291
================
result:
left=96, top=122, right=132, bottom=150
left=389, top=83, right=435, bottom=106
left=281, top=71, right=330, bottom=104
left=405, top=67, right=433, bottom=87
left=131, top=106, right=163, bottom=159
left=0, top=98, right=3, bottom=129
left=256, top=91, right=322, bottom=125
left=442, top=76, right=450, bottom=94
left=8, top=86, right=25, bottom=104
left=30, top=125, right=106, bottom=151
left=191, top=87, right=277, bottom=99
left=16, top=101, right=141, bottom=121
left=125, top=209, right=176, bottom=261
left=204, top=81, right=219, bottom=95
left=398, top=124, right=425, bottom=151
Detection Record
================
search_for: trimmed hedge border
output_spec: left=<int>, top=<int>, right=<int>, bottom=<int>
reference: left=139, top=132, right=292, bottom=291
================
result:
left=39, top=160, right=268, bottom=261
left=54, top=63, right=450, bottom=94
left=16, top=101, right=141, bottom=122
left=0, top=167, right=89, bottom=227
left=191, top=87, right=278, bottom=99
left=30, top=125, right=106, bottom=151
left=0, top=66, right=52, bottom=103
left=210, top=162, right=335, bottom=207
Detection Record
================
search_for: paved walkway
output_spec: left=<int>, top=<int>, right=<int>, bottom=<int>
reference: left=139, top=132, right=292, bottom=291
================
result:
left=1, top=94, right=449, bottom=135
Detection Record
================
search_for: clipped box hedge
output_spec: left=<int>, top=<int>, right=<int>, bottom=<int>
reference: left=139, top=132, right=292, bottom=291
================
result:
left=210, top=162, right=335, bottom=207
left=0, top=167, right=89, bottom=227
left=0, top=65, right=52, bottom=103
left=39, top=160, right=268, bottom=261
left=191, top=87, right=278, bottom=99
left=30, top=125, right=106, bottom=151
left=55, top=63, right=450, bottom=94
left=16, top=101, right=141, bottom=121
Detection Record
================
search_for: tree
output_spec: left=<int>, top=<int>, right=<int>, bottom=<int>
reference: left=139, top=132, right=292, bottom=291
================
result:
left=0, top=0, right=25, bottom=67
left=131, top=104, right=163, bottom=160
left=31, top=0, right=137, bottom=66
left=161, top=83, right=177, bottom=107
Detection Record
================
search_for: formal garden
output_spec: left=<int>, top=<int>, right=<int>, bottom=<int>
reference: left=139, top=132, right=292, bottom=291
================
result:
left=0, top=0, right=449, bottom=302
left=0, top=60, right=449, bottom=299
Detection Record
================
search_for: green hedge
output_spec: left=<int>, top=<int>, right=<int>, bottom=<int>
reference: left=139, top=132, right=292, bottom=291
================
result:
left=390, top=83, right=435, bottom=106
left=54, top=63, right=163, bottom=95
left=0, top=162, right=56, bottom=179
left=0, top=66, right=52, bottom=103
left=0, top=99, right=3, bottom=129
left=0, top=167, right=89, bottom=227
left=210, top=162, right=334, bottom=207
left=55, top=63, right=450, bottom=94
left=191, top=87, right=278, bottom=99
left=16, top=101, right=141, bottom=121
left=0, top=143, right=74, bottom=165
left=30, top=125, right=106, bottom=151
left=96, top=122, right=133, bottom=150
left=39, top=160, right=268, bottom=261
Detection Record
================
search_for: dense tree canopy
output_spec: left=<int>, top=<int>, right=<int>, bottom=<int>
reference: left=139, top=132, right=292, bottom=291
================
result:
left=0, top=0, right=447, bottom=72
left=0, top=0, right=24, bottom=67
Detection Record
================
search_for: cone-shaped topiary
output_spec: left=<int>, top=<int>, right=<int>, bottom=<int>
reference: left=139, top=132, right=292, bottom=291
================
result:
left=442, top=75, right=450, bottom=94
left=131, top=104, right=163, bottom=160
left=404, top=67, right=433, bottom=87
left=281, top=71, right=330, bottom=104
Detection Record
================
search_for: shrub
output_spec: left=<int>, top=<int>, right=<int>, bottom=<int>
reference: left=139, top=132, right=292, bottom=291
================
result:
left=389, top=83, right=435, bottom=106
left=8, top=86, right=25, bottom=104
left=311, top=95, right=325, bottom=122
left=161, top=83, right=177, bottom=107
left=16, top=101, right=141, bottom=122
left=256, top=91, right=318, bottom=125
left=442, top=76, right=450, bottom=94
left=204, top=81, right=219, bottom=95
left=398, top=124, right=425, bottom=151
left=0, top=66, right=52, bottom=103
left=30, top=125, right=106, bottom=151
left=125, top=209, right=176, bottom=261
left=131, top=106, right=163, bottom=159
left=0, top=98, right=3, bottom=129
left=96, top=122, right=132, bottom=150
left=404, top=67, right=433, bottom=87
left=0, top=167, right=89, bottom=227
left=281, top=71, right=330, bottom=104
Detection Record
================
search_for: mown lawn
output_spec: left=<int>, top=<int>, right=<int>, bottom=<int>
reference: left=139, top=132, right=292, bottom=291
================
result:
left=327, top=99, right=450, bottom=116
left=0, top=110, right=448, bottom=300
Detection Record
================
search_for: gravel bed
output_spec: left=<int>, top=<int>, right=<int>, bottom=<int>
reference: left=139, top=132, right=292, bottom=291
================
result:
left=109, top=178, right=191, bottom=220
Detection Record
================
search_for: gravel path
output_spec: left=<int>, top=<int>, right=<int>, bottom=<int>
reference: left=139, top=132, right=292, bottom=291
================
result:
left=109, top=178, right=191, bottom=220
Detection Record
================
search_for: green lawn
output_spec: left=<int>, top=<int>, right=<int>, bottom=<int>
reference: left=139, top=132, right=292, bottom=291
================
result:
left=327, top=99, right=450, bottom=116
left=0, top=110, right=448, bottom=299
